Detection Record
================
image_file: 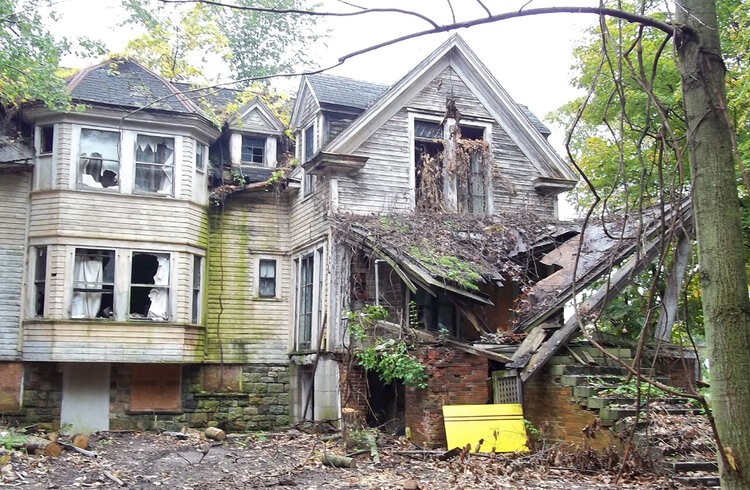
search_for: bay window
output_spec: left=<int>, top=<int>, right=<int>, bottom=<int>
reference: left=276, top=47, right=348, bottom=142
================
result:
left=71, top=248, right=115, bottom=319
left=129, top=252, right=170, bottom=321
left=135, top=134, right=175, bottom=195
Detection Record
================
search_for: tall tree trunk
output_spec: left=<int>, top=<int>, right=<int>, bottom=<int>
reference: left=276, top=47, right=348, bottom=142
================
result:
left=675, top=1, right=750, bottom=487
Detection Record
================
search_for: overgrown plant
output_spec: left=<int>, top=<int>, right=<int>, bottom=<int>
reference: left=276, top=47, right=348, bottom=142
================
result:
left=345, top=305, right=428, bottom=389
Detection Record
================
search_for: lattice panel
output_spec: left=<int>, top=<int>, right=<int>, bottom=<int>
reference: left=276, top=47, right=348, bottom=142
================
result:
left=492, top=370, right=522, bottom=404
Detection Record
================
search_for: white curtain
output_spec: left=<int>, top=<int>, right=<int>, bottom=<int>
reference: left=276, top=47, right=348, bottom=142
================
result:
left=71, top=255, right=103, bottom=318
left=147, top=255, right=170, bottom=320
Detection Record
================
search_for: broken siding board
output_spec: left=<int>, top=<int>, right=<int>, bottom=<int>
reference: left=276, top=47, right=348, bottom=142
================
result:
left=0, top=173, right=30, bottom=359
left=29, top=191, right=209, bottom=248
left=205, top=194, right=292, bottom=364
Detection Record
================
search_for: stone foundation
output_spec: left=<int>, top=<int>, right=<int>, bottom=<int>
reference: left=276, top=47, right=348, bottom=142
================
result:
left=9, top=362, right=290, bottom=432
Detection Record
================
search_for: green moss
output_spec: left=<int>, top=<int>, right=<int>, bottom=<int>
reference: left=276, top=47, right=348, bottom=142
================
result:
left=408, top=246, right=482, bottom=291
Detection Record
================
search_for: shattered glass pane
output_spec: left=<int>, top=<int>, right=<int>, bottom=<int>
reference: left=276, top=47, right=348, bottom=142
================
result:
left=135, top=135, right=175, bottom=195
left=414, top=120, right=443, bottom=140
left=78, top=129, right=120, bottom=190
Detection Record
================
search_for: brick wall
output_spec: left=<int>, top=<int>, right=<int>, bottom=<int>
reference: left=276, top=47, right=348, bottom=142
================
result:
left=523, top=367, right=615, bottom=449
left=339, top=362, right=368, bottom=413
left=405, top=347, right=489, bottom=448
left=652, top=354, right=699, bottom=391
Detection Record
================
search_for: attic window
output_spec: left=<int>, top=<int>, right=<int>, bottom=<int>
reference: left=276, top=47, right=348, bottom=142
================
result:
left=415, top=120, right=442, bottom=139
left=414, top=120, right=444, bottom=211
left=134, top=134, right=174, bottom=195
left=78, top=129, right=120, bottom=190
left=129, top=252, right=170, bottom=321
left=241, top=136, right=265, bottom=164
left=456, top=125, right=488, bottom=214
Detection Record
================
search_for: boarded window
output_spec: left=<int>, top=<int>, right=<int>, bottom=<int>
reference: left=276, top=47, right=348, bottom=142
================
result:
left=129, top=252, right=170, bottom=321
left=129, top=364, right=181, bottom=412
left=34, top=247, right=47, bottom=317
left=259, top=259, right=277, bottom=298
left=71, top=249, right=115, bottom=319
left=78, top=129, right=120, bottom=190
left=134, top=134, right=174, bottom=195
left=0, top=362, right=23, bottom=412
left=241, top=136, right=265, bottom=164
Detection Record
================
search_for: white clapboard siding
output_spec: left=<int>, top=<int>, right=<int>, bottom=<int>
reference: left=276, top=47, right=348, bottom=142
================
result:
left=178, top=136, right=194, bottom=200
left=205, top=193, right=292, bottom=364
left=336, top=110, right=413, bottom=215
left=0, top=173, right=30, bottom=359
left=297, top=88, right=320, bottom=129
left=29, top=191, right=208, bottom=247
left=409, top=66, right=494, bottom=120
left=290, top=182, right=330, bottom=250
left=55, top=123, right=73, bottom=189
left=22, top=321, right=204, bottom=363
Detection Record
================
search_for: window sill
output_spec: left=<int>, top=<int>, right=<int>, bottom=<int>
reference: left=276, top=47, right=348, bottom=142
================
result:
left=251, top=296, right=283, bottom=302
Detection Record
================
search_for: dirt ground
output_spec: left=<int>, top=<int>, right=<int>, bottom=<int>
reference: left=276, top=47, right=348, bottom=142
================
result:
left=0, top=426, right=699, bottom=489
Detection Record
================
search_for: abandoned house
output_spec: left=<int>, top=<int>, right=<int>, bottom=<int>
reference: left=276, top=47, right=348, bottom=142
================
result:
left=0, top=35, right=696, bottom=448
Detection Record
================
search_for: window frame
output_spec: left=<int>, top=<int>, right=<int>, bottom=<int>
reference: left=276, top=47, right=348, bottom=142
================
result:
left=191, top=255, right=203, bottom=324
left=31, top=246, right=48, bottom=318
left=39, top=125, right=54, bottom=155
left=76, top=128, right=121, bottom=192
left=293, top=246, right=324, bottom=351
left=258, top=258, right=278, bottom=298
left=70, top=247, right=116, bottom=320
left=240, top=135, right=266, bottom=165
left=133, top=133, right=176, bottom=196
left=195, top=141, right=207, bottom=174
left=128, top=251, right=171, bottom=322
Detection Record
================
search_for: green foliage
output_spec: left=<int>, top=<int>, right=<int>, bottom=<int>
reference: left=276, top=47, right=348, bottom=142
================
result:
left=0, top=0, right=87, bottom=113
left=121, top=0, right=325, bottom=85
left=596, top=377, right=668, bottom=399
left=345, top=305, right=427, bottom=389
left=408, top=246, right=481, bottom=291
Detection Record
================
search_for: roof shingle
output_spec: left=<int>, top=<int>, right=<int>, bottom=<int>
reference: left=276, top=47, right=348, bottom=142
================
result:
left=306, top=73, right=388, bottom=110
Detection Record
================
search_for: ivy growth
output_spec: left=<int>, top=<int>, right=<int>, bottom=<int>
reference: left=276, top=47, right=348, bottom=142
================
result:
left=345, top=305, right=428, bottom=389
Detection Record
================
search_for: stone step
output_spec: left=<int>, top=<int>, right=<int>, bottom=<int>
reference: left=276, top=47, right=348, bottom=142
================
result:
left=569, top=346, right=632, bottom=359
left=661, top=460, right=718, bottom=473
left=599, top=406, right=704, bottom=425
left=560, top=374, right=624, bottom=387
left=585, top=396, right=695, bottom=410
left=549, top=364, right=628, bottom=376
left=673, top=475, right=720, bottom=487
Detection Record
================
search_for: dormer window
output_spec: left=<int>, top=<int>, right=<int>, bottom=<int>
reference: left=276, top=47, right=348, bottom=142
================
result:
left=78, top=129, right=120, bottom=190
left=303, top=125, right=315, bottom=162
left=241, top=135, right=265, bottom=165
left=39, top=126, right=54, bottom=155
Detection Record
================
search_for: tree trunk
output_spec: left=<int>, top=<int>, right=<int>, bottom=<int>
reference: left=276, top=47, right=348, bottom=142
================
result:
left=675, top=1, right=750, bottom=487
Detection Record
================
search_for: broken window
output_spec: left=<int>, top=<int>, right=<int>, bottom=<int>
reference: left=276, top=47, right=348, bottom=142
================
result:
left=192, top=255, right=202, bottom=324
left=129, top=252, right=170, bottom=321
left=412, top=289, right=461, bottom=337
left=241, top=136, right=265, bottom=164
left=39, top=126, right=54, bottom=154
left=134, top=134, right=174, bottom=195
left=34, top=246, right=47, bottom=317
left=414, top=120, right=444, bottom=210
left=71, top=248, right=115, bottom=319
left=78, top=129, right=120, bottom=190
left=195, top=142, right=206, bottom=173
left=456, top=126, right=488, bottom=214
left=258, top=259, right=277, bottom=298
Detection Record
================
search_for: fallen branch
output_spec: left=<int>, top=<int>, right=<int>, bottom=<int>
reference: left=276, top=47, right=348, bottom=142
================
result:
left=103, top=470, right=125, bottom=486
left=58, top=441, right=97, bottom=458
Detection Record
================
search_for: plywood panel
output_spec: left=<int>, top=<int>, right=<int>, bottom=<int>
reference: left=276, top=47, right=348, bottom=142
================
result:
left=129, top=364, right=181, bottom=411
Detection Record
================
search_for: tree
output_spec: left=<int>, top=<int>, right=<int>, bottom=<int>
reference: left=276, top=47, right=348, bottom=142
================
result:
left=0, top=0, right=72, bottom=126
left=675, top=1, right=750, bottom=487
left=121, top=0, right=323, bottom=85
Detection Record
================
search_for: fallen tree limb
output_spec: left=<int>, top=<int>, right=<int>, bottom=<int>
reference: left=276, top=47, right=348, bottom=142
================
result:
left=320, top=452, right=356, bottom=468
left=58, top=441, right=97, bottom=458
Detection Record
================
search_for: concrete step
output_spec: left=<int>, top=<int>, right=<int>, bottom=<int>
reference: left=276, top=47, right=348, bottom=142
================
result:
left=585, top=396, right=695, bottom=410
left=560, top=374, right=624, bottom=387
left=673, top=475, right=720, bottom=487
left=569, top=346, right=632, bottom=359
left=549, top=364, right=628, bottom=376
left=661, top=460, right=718, bottom=473
left=599, top=406, right=704, bottom=425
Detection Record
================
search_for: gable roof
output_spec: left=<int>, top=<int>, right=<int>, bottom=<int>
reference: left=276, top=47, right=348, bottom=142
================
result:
left=324, top=35, right=576, bottom=184
left=67, top=58, right=207, bottom=116
left=226, top=98, right=286, bottom=135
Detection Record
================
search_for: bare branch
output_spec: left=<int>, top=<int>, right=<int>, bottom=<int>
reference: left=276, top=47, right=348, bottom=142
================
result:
left=474, top=0, right=492, bottom=17
left=159, top=0, right=441, bottom=29
left=446, top=0, right=456, bottom=24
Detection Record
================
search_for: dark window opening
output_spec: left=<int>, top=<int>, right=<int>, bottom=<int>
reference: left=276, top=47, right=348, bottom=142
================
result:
left=303, top=125, right=315, bottom=162
left=130, top=252, right=170, bottom=321
left=195, top=143, right=206, bottom=172
left=135, top=135, right=175, bottom=195
left=241, top=136, right=265, bottom=164
left=34, top=247, right=47, bottom=317
left=412, top=289, right=460, bottom=337
left=72, top=248, right=115, bottom=319
left=40, top=126, right=54, bottom=154
left=414, top=140, right=444, bottom=209
left=259, top=259, right=277, bottom=298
